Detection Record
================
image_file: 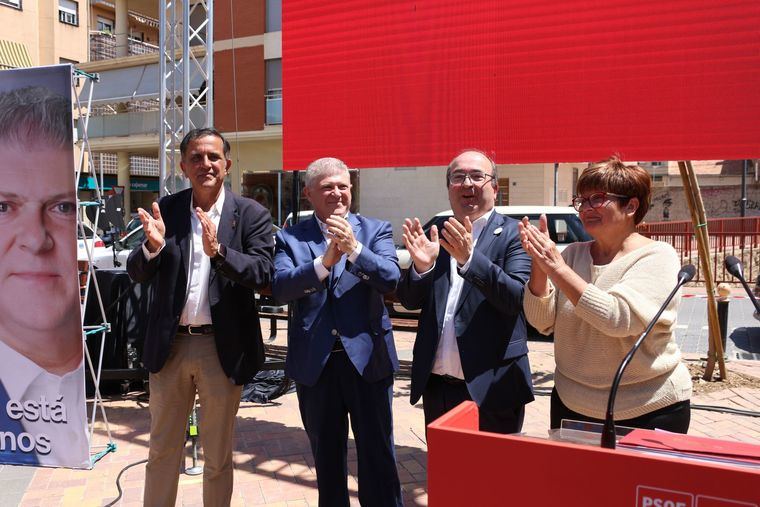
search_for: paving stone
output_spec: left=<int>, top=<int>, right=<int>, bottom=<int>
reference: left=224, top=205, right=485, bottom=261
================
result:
left=0, top=310, right=758, bottom=506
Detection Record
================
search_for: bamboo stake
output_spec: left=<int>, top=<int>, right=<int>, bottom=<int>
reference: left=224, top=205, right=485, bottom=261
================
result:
left=677, top=161, right=727, bottom=380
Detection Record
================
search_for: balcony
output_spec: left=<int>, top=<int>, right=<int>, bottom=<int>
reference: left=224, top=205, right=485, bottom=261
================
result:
left=90, top=32, right=159, bottom=61
left=81, top=109, right=208, bottom=139
left=90, top=153, right=159, bottom=177
left=90, top=0, right=160, bottom=26
left=83, top=110, right=159, bottom=138
left=266, top=89, right=282, bottom=125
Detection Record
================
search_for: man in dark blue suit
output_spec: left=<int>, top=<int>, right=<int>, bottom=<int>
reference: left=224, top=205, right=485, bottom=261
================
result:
left=397, top=149, right=534, bottom=434
left=127, top=128, right=273, bottom=506
left=272, top=157, right=403, bottom=507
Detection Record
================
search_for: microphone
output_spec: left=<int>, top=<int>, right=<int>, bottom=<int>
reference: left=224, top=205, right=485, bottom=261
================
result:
left=724, top=256, right=760, bottom=314
left=601, top=264, right=696, bottom=449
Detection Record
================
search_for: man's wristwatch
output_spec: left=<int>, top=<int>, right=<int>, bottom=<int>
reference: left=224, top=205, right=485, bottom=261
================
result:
left=212, top=243, right=226, bottom=265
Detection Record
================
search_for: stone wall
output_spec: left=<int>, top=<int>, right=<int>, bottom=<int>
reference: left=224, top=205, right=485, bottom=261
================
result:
left=647, top=184, right=760, bottom=223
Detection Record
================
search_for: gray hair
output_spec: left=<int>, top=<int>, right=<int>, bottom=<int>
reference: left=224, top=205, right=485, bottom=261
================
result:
left=0, top=86, right=72, bottom=148
left=304, top=157, right=350, bottom=187
left=446, top=149, right=498, bottom=188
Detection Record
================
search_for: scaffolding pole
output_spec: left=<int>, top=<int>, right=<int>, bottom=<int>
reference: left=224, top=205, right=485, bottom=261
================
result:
left=159, top=0, right=214, bottom=197
left=73, top=67, right=117, bottom=465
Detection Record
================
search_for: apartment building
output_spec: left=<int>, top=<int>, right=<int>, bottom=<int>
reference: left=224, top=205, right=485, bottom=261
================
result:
left=214, top=0, right=284, bottom=221
left=75, top=0, right=283, bottom=221
left=76, top=1, right=167, bottom=216
left=0, top=0, right=88, bottom=68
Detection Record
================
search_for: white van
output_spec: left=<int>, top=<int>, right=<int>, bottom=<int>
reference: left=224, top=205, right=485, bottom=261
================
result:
left=282, top=210, right=315, bottom=228
left=396, top=206, right=590, bottom=269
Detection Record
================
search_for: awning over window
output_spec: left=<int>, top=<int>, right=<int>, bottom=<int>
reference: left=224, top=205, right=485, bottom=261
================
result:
left=0, top=39, right=32, bottom=70
left=78, top=174, right=116, bottom=190
left=81, top=63, right=204, bottom=105
left=78, top=174, right=158, bottom=192
left=130, top=177, right=159, bottom=192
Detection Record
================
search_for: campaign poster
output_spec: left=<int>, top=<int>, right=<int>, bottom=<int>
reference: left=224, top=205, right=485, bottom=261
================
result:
left=0, top=65, right=90, bottom=469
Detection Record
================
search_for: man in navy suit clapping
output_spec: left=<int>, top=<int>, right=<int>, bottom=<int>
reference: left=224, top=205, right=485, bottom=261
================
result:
left=273, top=158, right=402, bottom=507
left=397, top=149, right=534, bottom=434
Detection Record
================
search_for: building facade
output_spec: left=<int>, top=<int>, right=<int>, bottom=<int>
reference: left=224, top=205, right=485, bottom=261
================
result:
left=0, top=0, right=88, bottom=69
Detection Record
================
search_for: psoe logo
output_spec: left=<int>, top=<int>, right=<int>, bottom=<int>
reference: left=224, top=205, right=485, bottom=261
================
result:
left=637, top=486, right=694, bottom=507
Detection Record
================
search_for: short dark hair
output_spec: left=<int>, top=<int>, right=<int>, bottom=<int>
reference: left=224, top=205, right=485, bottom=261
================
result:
left=446, top=149, right=498, bottom=188
left=577, top=155, right=652, bottom=224
left=0, top=86, right=72, bottom=148
left=180, top=128, right=230, bottom=158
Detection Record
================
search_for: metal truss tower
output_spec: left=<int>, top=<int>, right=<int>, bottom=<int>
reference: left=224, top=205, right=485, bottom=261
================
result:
left=159, top=0, right=214, bottom=196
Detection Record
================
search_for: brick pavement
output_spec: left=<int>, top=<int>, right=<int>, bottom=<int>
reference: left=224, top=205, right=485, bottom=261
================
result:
left=1, top=324, right=759, bottom=507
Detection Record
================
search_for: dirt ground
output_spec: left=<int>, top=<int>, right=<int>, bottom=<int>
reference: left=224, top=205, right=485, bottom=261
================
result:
left=687, top=360, right=760, bottom=394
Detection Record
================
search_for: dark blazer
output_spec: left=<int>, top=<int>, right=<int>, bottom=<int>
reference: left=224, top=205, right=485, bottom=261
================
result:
left=126, top=188, right=273, bottom=385
left=272, top=214, right=400, bottom=386
left=396, top=212, right=535, bottom=411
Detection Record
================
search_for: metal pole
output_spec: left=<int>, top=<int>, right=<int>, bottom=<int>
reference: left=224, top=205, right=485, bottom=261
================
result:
left=741, top=159, right=748, bottom=217
left=169, top=0, right=179, bottom=195
left=291, top=171, right=301, bottom=225
left=277, top=171, right=282, bottom=227
left=206, top=0, right=214, bottom=126
left=553, top=163, right=559, bottom=206
left=158, top=2, right=167, bottom=197
left=716, top=298, right=729, bottom=356
left=182, top=0, right=191, bottom=136
left=184, top=402, right=203, bottom=475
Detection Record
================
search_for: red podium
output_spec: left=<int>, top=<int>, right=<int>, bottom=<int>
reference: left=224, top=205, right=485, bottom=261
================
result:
left=428, top=402, right=760, bottom=507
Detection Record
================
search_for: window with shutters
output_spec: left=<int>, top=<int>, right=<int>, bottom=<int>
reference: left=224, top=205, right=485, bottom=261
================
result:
left=58, top=0, right=78, bottom=26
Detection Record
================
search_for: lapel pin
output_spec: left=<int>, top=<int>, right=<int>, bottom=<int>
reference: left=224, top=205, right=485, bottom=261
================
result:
left=493, top=227, right=503, bottom=236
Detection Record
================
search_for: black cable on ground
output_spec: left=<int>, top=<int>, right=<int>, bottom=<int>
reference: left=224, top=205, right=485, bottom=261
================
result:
left=691, top=403, right=760, bottom=418
left=103, top=458, right=148, bottom=507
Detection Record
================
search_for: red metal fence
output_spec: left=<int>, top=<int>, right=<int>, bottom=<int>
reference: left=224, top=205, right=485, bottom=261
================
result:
left=639, top=218, right=760, bottom=284
left=639, top=217, right=760, bottom=235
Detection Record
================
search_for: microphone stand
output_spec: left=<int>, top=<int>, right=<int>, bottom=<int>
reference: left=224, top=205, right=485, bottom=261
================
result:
left=724, top=256, right=760, bottom=314
left=601, top=267, right=694, bottom=449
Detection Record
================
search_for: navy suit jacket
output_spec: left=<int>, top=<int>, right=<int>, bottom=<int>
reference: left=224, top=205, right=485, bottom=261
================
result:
left=126, top=189, right=273, bottom=385
left=272, top=214, right=400, bottom=387
left=396, top=212, right=535, bottom=411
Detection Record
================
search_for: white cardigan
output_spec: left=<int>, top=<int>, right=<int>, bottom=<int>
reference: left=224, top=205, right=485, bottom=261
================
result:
left=524, top=241, right=692, bottom=420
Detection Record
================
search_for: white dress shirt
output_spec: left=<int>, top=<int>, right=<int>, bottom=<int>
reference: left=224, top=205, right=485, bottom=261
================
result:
left=142, top=188, right=225, bottom=326
left=312, top=215, right=363, bottom=282
left=413, top=210, right=493, bottom=379
left=0, top=339, right=90, bottom=468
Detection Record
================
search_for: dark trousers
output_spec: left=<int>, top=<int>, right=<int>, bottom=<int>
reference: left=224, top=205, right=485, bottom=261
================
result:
left=422, top=374, right=525, bottom=435
left=296, top=351, right=403, bottom=507
left=550, top=387, right=691, bottom=433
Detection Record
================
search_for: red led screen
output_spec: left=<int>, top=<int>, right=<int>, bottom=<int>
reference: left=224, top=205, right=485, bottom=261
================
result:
left=283, top=0, right=760, bottom=169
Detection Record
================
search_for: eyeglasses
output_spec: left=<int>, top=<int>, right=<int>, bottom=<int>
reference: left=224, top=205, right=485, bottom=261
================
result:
left=448, top=171, right=494, bottom=186
left=572, top=192, right=630, bottom=211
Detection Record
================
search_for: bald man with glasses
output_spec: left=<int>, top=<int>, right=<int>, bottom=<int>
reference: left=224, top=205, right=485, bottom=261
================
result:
left=397, top=149, right=535, bottom=434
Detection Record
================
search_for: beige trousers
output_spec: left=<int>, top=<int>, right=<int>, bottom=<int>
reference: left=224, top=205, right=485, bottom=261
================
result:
left=143, top=335, right=242, bottom=507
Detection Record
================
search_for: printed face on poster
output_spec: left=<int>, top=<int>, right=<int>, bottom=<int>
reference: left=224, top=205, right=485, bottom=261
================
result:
left=0, top=65, right=90, bottom=469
